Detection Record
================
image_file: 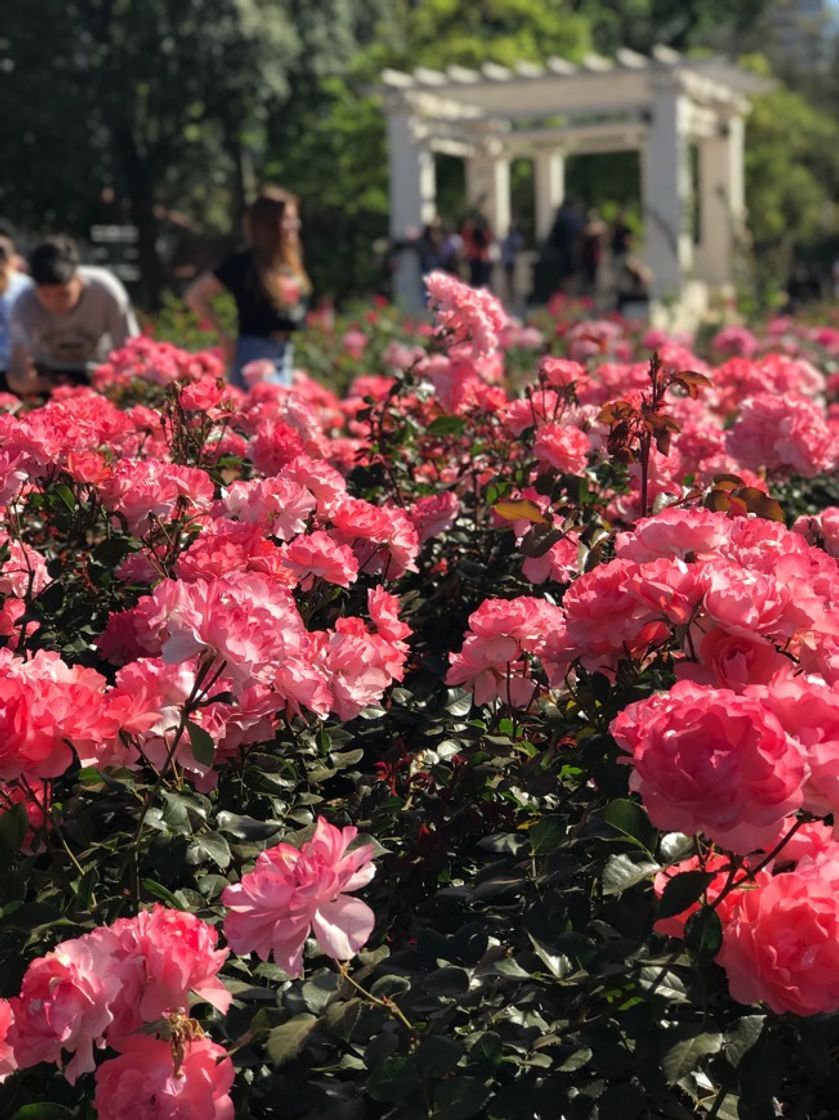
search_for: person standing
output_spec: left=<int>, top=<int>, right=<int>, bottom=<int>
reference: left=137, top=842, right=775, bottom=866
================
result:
left=0, top=235, right=32, bottom=393
left=185, top=186, right=310, bottom=389
left=581, top=209, right=607, bottom=297
left=548, top=199, right=584, bottom=295
left=461, top=205, right=494, bottom=289
left=610, top=207, right=633, bottom=267
left=500, top=223, right=525, bottom=303
left=8, top=236, right=138, bottom=394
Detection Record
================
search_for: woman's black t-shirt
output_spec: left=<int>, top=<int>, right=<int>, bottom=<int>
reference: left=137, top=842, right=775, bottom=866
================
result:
left=213, top=250, right=307, bottom=337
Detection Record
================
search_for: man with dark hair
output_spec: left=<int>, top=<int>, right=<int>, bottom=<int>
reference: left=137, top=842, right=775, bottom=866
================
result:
left=9, top=235, right=138, bottom=392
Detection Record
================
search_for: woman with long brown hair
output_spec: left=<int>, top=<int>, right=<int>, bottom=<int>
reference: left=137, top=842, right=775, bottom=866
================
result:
left=185, top=186, right=311, bottom=388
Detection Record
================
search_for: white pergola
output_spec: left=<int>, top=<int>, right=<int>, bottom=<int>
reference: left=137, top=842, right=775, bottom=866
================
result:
left=381, top=47, right=769, bottom=312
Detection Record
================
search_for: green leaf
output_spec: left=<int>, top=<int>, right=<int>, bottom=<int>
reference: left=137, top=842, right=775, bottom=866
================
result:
left=427, top=415, right=466, bottom=437
left=266, top=1013, right=318, bottom=1065
left=662, top=1029, right=723, bottom=1084
left=723, top=1015, right=765, bottom=1069
left=601, top=854, right=659, bottom=896
left=367, top=1055, right=423, bottom=1103
left=53, top=483, right=77, bottom=512
left=432, top=1075, right=491, bottom=1120
left=445, top=689, right=473, bottom=716
left=189, top=831, right=231, bottom=870
left=216, top=812, right=281, bottom=840
left=0, top=802, right=28, bottom=852
left=529, top=815, right=566, bottom=856
left=470, top=1031, right=503, bottom=1064
left=186, top=720, right=215, bottom=767
left=684, top=906, right=723, bottom=959
left=12, top=1106, right=76, bottom=1120
left=604, top=799, right=654, bottom=850
left=141, top=878, right=187, bottom=910
left=636, top=965, right=689, bottom=1003
left=656, top=870, right=716, bottom=919
left=415, top=1035, right=464, bottom=1077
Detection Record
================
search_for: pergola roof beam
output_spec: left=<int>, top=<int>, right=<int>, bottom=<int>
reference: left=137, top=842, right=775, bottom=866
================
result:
left=616, top=48, right=648, bottom=69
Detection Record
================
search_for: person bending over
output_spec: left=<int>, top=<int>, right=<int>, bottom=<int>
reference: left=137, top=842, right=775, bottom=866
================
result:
left=8, top=236, right=138, bottom=394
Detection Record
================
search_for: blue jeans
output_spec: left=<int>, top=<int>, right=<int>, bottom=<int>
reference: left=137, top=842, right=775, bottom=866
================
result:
left=231, top=335, right=294, bottom=389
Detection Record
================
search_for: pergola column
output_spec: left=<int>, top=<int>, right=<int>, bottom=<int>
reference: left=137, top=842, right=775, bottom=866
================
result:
left=695, top=115, right=745, bottom=287
left=465, top=152, right=511, bottom=240
left=641, top=85, right=693, bottom=300
left=533, top=150, right=566, bottom=241
left=386, top=109, right=437, bottom=310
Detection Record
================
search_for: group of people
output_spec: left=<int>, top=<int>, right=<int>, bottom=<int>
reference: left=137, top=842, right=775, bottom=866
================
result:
left=408, top=198, right=651, bottom=314
left=0, top=185, right=310, bottom=396
left=548, top=199, right=650, bottom=310
left=413, top=208, right=525, bottom=303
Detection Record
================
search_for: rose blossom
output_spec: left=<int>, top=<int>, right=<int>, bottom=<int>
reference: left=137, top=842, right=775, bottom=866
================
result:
left=533, top=422, right=591, bottom=475
left=107, top=905, right=231, bottom=1040
left=94, top=1035, right=234, bottom=1120
left=10, top=929, right=122, bottom=1082
left=0, top=1000, right=16, bottom=1082
left=611, top=681, right=806, bottom=854
left=717, top=870, right=839, bottom=1015
left=425, top=271, right=508, bottom=358
left=222, top=817, right=377, bottom=976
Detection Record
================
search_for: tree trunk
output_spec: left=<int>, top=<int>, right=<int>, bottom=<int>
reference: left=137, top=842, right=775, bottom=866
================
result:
left=111, top=127, right=164, bottom=311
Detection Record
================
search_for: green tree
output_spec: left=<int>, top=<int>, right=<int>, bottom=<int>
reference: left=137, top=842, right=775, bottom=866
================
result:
left=745, top=84, right=839, bottom=301
left=0, top=1, right=359, bottom=306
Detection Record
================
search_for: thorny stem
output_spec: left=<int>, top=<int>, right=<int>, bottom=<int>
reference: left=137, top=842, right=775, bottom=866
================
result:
left=337, top=960, right=417, bottom=1041
left=20, top=776, right=101, bottom=916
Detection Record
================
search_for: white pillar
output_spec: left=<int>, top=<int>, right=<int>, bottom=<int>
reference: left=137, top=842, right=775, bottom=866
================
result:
left=534, top=151, right=565, bottom=241
left=386, top=109, right=436, bottom=310
left=465, top=153, right=511, bottom=240
left=641, top=86, right=693, bottom=301
left=695, top=115, right=746, bottom=287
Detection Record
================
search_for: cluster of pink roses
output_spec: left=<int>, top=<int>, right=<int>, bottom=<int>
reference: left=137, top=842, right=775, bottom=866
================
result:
left=0, top=816, right=379, bottom=1114
left=653, top=821, right=839, bottom=1016
left=0, top=904, right=233, bottom=1116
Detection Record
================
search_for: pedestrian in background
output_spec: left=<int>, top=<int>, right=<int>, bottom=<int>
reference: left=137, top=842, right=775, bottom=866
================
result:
left=185, top=185, right=311, bottom=389
left=0, top=234, right=31, bottom=393
left=8, top=235, right=138, bottom=394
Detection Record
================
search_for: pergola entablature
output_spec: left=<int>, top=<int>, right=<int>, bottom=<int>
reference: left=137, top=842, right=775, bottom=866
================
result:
left=381, top=47, right=771, bottom=307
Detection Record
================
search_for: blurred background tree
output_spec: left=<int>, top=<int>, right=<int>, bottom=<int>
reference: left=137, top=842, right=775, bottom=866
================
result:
left=1, top=0, right=837, bottom=309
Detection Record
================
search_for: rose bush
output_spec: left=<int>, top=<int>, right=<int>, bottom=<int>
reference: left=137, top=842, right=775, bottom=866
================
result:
left=0, top=277, right=837, bottom=1116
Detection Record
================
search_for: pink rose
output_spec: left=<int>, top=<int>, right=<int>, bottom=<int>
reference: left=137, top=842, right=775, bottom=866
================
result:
left=726, top=393, right=837, bottom=478
left=561, top=559, right=666, bottom=672
left=756, top=676, right=839, bottom=818
left=0, top=999, right=16, bottom=1082
left=408, top=492, right=460, bottom=544
left=222, top=817, right=377, bottom=976
left=94, top=1035, right=234, bottom=1120
left=611, top=681, right=806, bottom=854
left=10, top=929, right=122, bottom=1083
left=615, top=508, right=732, bottom=563
left=425, top=272, right=508, bottom=358
left=282, top=531, right=359, bottom=590
left=533, top=422, right=590, bottom=475
left=108, top=905, right=231, bottom=1041
left=717, top=870, right=839, bottom=1015
left=678, top=626, right=789, bottom=691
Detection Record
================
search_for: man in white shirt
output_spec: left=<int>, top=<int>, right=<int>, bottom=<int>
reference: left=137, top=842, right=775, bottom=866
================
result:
left=9, top=235, right=139, bottom=393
